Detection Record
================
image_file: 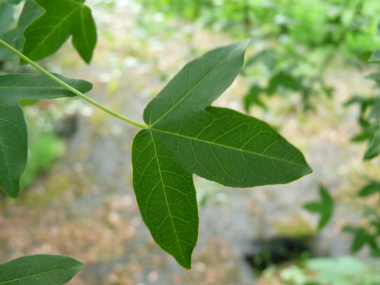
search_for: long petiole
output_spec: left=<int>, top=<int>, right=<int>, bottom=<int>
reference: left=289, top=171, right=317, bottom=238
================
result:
left=0, top=39, right=147, bottom=129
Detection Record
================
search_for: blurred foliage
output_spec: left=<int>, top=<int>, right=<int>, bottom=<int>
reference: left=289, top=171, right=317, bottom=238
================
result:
left=303, top=185, right=334, bottom=230
left=136, top=0, right=380, bottom=110
left=273, top=216, right=314, bottom=238
left=20, top=132, right=64, bottom=190
left=260, top=256, right=380, bottom=285
left=16, top=98, right=83, bottom=191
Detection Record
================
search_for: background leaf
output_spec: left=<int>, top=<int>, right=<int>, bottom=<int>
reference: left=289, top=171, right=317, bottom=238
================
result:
left=0, top=4, right=14, bottom=35
left=367, top=101, right=380, bottom=120
left=0, top=254, right=83, bottom=284
left=358, top=180, right=380, bottom=197
left=0, top=0, right=44, bottom=61
left=303, top=185, right=333, bottom=230
left=22, top=0, right=97, bottom=63
left=0, top=73, right=92, bottom=198
left=369, top=50, right=380, bottom=63
left=14, top=0, right=44, bottom=50
left=364, top=130, right=380, bottom=160
left=357, top=50, right=380, bottom=64
left=343, top=226, right=377, bottom=252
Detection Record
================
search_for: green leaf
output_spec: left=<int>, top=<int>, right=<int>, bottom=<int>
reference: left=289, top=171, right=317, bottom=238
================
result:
left=0, top=4, right=14, bottom=36
left=143, top=40, right=250, bottom=126
left=344, top=95, right=374, bottom=115
left=244, top=85, right=266, bottom=112
left=368, top=101, right=380, bottom=120
left=303, top=185, right=333, bottom=230
left=22, top=0, right=97, bottom=63
left=14, top=0, right=44, bottom=50
left=243, top=49, right=277, bottom=70
left=3, top=0, right=22, bottom=4
left=0, top=73, right=92, bottom=198
left=369, top=50, right=380, bottom=63
left=371, top=249, right=380, bottom=258
left=266, top=71, right=303, bottom=95
left=343, top=226, right=377, bottom=252
left=365, top=73, right=380, bottom=85
left=357, top=50, right=380, bottom=64
left=364, top=130, right=380, bottom=160
left=0, top=29, right=18, bottom=61
left=132, top=40, right=312, bottom=268
left=358, top=181, right=380, bottom=197
left=0, top=4, right=16, bottom=60
left=0, top=0, right=45, bottom=61
left=0, top=254, right=83, bottom=284
left=351, top=132, right=372, bottom=142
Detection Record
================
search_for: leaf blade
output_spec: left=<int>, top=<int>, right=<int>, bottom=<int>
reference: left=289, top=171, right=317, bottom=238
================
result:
left=364, top=131, right=380, bottom=160
left=132, top=129, right=198, bottom=269
left=0, top=254, right=83, bottom=284
left=0, top=73, right=92, bottom=197
left=358, top=181, right=380, bottom=197
left=303, top=185, right=333, bottom=230
left=14, top=0, right=45, bottom=51
left=153, top=107, right=311, bottom=187
left=22, top=0, right=96, bottom=63
left=143, top=39, right=250, bottom=126
left=134, top=40, right=312, bottom=268
left=71, top=5, right=97, bottom=64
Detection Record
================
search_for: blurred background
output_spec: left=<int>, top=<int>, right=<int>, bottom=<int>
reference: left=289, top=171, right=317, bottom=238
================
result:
left=1, top=0, right=380, bottom=284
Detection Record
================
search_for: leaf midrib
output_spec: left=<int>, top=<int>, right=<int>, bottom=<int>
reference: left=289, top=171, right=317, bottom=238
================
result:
left=153, top=128, right=306, bottom=168
left=149, top=45, right=242, bottom=127
left=149, top=130, right=186, bottom=264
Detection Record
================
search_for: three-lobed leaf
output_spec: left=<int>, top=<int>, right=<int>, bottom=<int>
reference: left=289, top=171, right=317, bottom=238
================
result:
left=0, top=73, right=92, bottom=198
left=133, top=40, right=312, bottom=268
left=303, top=185, right=333, bottom=230
left=0, top=254, right=83, bottom=284
left=343, top=226, right=377, bottom=253
left=22, top=0, right=97, bottom=63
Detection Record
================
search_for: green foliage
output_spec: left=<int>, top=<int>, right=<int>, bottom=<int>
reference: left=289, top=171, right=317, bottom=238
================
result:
left=14, top=0, right=44, bottom=50
left=358, top=180, right=380, bottom=197
left=307, top=256, right=380, bottom=285
left=20, top=132, right=64, bottom=189
left=303, top=185, right=334, bottom=230
left=22, top=0, right=97, bottom=63
left=136, top=0, right=380, bottom=110
left=357, top=50, right=380, bottom=64
left=343, top=205, right=380, bottom=256
left=133, top=40, right=311, bottom=268
left=1, top=0, right=379, bottom=281
left=0, top=0, right=44, bottom=62
left=343, top=226, right=378, bottom=253
left=0, top=255, right=84, bottom=284
left=0, top=73, right=92, bottom=198
left=262, top=256, right=380, bottom=285
left=3, top=0, right=22, bottom=4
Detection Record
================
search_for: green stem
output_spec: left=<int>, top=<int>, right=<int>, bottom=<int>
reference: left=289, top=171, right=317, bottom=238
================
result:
left=0, top=39, right=147, bottom=129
